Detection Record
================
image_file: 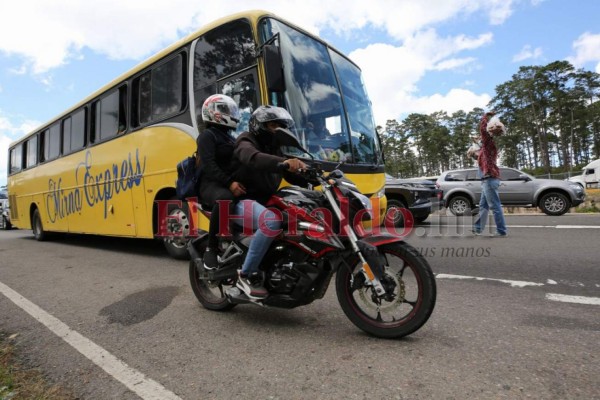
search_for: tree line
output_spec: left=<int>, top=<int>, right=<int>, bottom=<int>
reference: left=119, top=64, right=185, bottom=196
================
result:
left=379, top=60, right=600, bottom=178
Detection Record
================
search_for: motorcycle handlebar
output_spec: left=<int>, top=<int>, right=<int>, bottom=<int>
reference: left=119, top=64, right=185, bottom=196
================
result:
left=278, top=161, right=325, bottom=184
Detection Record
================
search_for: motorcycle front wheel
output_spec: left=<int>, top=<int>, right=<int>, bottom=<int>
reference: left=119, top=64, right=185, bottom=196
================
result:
left=189, top=241, right=237, bottom=311
left=336, top=241, right=436, bottom=339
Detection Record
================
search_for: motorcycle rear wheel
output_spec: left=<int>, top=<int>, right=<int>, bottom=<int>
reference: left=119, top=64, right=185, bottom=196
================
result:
left=189, top=241, right=236, bottom=311
left=335, top=241, right=436, bottom=339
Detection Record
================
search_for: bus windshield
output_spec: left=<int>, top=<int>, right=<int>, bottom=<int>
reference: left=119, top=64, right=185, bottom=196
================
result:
left=260, top=18, right=381, bottom=166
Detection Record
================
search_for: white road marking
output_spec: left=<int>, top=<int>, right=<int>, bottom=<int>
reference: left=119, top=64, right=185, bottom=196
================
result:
left=546, top=293, right=600, bottom=305
left=0, top=281, right=181, bottom=400
left=436, top=274, right=599, bottom=306
left=435, top=273, right=544, bottom=288
left=508, top=225, right=600, bottom=229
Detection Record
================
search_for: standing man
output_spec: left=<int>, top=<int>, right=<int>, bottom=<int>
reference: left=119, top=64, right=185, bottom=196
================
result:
left=473, top=111, right=508, bottom=237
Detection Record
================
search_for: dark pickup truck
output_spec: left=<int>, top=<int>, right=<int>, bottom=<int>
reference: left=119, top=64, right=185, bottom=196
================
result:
left=384, top=174, right=442, bottom=225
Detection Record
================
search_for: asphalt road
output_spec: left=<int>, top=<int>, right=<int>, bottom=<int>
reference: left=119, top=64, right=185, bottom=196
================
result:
left=0, top=214, right=598, bottom=399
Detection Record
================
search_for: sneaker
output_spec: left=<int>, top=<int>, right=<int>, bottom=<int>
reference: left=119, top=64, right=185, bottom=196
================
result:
left=471, top=230, right=481, bottom=236
left=236, top=271, right=268, bottom=299
left=203, top=247, right=219, bottom=270
left=490, top=232, right=508, bottom=238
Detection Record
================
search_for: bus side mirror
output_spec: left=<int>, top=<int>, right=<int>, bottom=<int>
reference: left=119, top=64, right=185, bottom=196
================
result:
left=263, top=44, right=285, bottom=93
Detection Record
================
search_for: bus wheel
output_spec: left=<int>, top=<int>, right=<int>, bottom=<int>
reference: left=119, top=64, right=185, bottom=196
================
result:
left=162, top=199, right=191, bottom=260
left=32, top=209, right=48, bottom=241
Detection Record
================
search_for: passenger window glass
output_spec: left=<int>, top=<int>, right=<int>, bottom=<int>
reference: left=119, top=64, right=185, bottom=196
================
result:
left=71, top=108, right=86, bottom=151
left=9, top=145, right=23, bottom=174
left=193, top=19, right=254, bottom=91
left=26, top=136, right=38, bottom=168
left=45, top=123, right=61, bottom=161
left=152, top=56, right=183, bottom=119
left=62, top=117, right=72, bottom=154
left=586, top=168, right=594, bottom=175
left=97, top=91, right=119, bottom=141
left=94, top=88, right=126, bottom=142
left=466, top=170, right=479, bottom=181
left=445, top=172, right=466, bottom=181
left=138, top=72, right=152, bottom=124
left=136, top=55, right=184, bottom=125
left=500, top=169, right=520, bottom=180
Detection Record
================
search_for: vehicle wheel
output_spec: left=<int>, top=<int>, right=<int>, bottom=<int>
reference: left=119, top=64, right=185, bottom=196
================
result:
left=162, top=197, right=191, bottom=260
left=2, top=216, right=11, bottom=230
left=32, top=209, right=48, bottom=241
left=189, top=238, right=236, bottom=311
left=385, top=199, right=408, bottom=226
left=539, top=192, right=570, bottom=216
left=448, top=195, right=472, bottom=216
left=335, top=241, right=436, bottom=339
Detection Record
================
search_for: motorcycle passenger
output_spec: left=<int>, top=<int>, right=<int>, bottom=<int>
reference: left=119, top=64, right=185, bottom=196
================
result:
left=197, top=94, right=247, bottom=269
left=232, top=105, right=309, bottom=299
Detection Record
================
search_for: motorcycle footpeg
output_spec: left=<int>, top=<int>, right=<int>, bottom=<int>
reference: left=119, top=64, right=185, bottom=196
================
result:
left=225, top=287, right=251, bottom=304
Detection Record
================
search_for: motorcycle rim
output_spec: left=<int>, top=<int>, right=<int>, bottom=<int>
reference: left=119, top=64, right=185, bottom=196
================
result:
left=336, top=241, right=436, bottom=339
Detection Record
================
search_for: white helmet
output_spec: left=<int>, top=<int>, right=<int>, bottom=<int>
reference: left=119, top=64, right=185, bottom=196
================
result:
left=201, top=94, right=240, bottom=129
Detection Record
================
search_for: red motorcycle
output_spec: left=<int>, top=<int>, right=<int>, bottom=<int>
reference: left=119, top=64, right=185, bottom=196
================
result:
left=188, top=130, right=436, bottom=339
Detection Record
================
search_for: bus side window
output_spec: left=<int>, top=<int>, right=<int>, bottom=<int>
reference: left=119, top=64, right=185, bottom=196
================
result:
left=44, top=123, right=61, bottom=161
left=71, top=108, right=87, bottom=149
left=26, top=135, right=38, bottom=168
left=9, top=144, right=23, bottom=174
left=134, top=54, right=184, bottom=127
left=92, top=86, right=127, bottom=143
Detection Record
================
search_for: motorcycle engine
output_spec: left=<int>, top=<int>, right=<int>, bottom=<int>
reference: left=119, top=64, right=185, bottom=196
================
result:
left=263, top=244, right=320, bottom=295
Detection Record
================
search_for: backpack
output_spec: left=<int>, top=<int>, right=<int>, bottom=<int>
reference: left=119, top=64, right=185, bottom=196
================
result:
left=176, top=152, right=202, bottom=200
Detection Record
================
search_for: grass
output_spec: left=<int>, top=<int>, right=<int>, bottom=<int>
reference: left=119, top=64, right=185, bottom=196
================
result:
left=574, top=188, right=600, bottom=213
left=0, top=332, right=74, bottom=400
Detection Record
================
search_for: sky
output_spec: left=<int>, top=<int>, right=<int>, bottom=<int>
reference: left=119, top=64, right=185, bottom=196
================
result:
left=1, top=0, right=600, bottom=186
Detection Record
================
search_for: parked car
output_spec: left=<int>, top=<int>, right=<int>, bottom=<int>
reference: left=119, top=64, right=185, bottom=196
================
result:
left=0, top=190, right=10, bottom=230
left=384, top=174, right=443, bottom=224
left=437, top=167, right=585, bottom=216
left=567, top=158, right=600, bottom=189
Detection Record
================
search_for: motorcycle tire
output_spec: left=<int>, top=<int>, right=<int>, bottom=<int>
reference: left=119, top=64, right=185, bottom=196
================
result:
left=188, top=240, right=236, bottom=311
left=335, top=241, right=436, bottom=339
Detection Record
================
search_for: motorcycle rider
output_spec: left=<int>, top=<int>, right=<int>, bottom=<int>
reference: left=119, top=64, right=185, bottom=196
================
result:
left=231, top=105, right=309, bottom=298
left=197, top=94, right=247, bottom=269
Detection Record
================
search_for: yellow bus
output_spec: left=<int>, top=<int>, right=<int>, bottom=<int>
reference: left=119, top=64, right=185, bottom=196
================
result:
left=6, top=10, right=387, bottom=259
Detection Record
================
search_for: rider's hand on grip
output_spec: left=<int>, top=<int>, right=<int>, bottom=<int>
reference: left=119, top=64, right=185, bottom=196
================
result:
left=283, top=158, right=307, bottom=173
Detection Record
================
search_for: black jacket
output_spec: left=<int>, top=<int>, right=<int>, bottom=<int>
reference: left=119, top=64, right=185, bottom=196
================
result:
left=233, top=130, right=308, bottom=204
left=196, top=125, right=236, bottom=187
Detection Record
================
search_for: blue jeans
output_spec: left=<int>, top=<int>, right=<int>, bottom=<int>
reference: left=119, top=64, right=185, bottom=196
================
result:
left=474, top=178, right=507, bottom=235
left=234, top=200, right=282, bottom=275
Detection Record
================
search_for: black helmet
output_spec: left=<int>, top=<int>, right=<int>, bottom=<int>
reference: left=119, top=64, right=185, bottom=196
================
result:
left=249, top=105, right=294, bottom=134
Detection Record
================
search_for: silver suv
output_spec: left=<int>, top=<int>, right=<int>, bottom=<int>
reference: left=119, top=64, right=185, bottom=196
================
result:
left=437, top=167, right=585, bottom=216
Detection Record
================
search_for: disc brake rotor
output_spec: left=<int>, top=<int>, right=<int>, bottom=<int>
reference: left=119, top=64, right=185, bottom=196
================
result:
left=357, top=268, right=406, bottom=312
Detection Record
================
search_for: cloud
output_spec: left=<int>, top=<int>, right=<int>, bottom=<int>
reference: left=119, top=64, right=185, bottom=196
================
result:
left=350, top=29, right=493, bottom=122
left=0, top=0, right=505, bottom=135
left=512, top=45, right=543, bottom=62
left=568, top=32, right=600, bottom=72
left=1, top=0, right=512, bottom=74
